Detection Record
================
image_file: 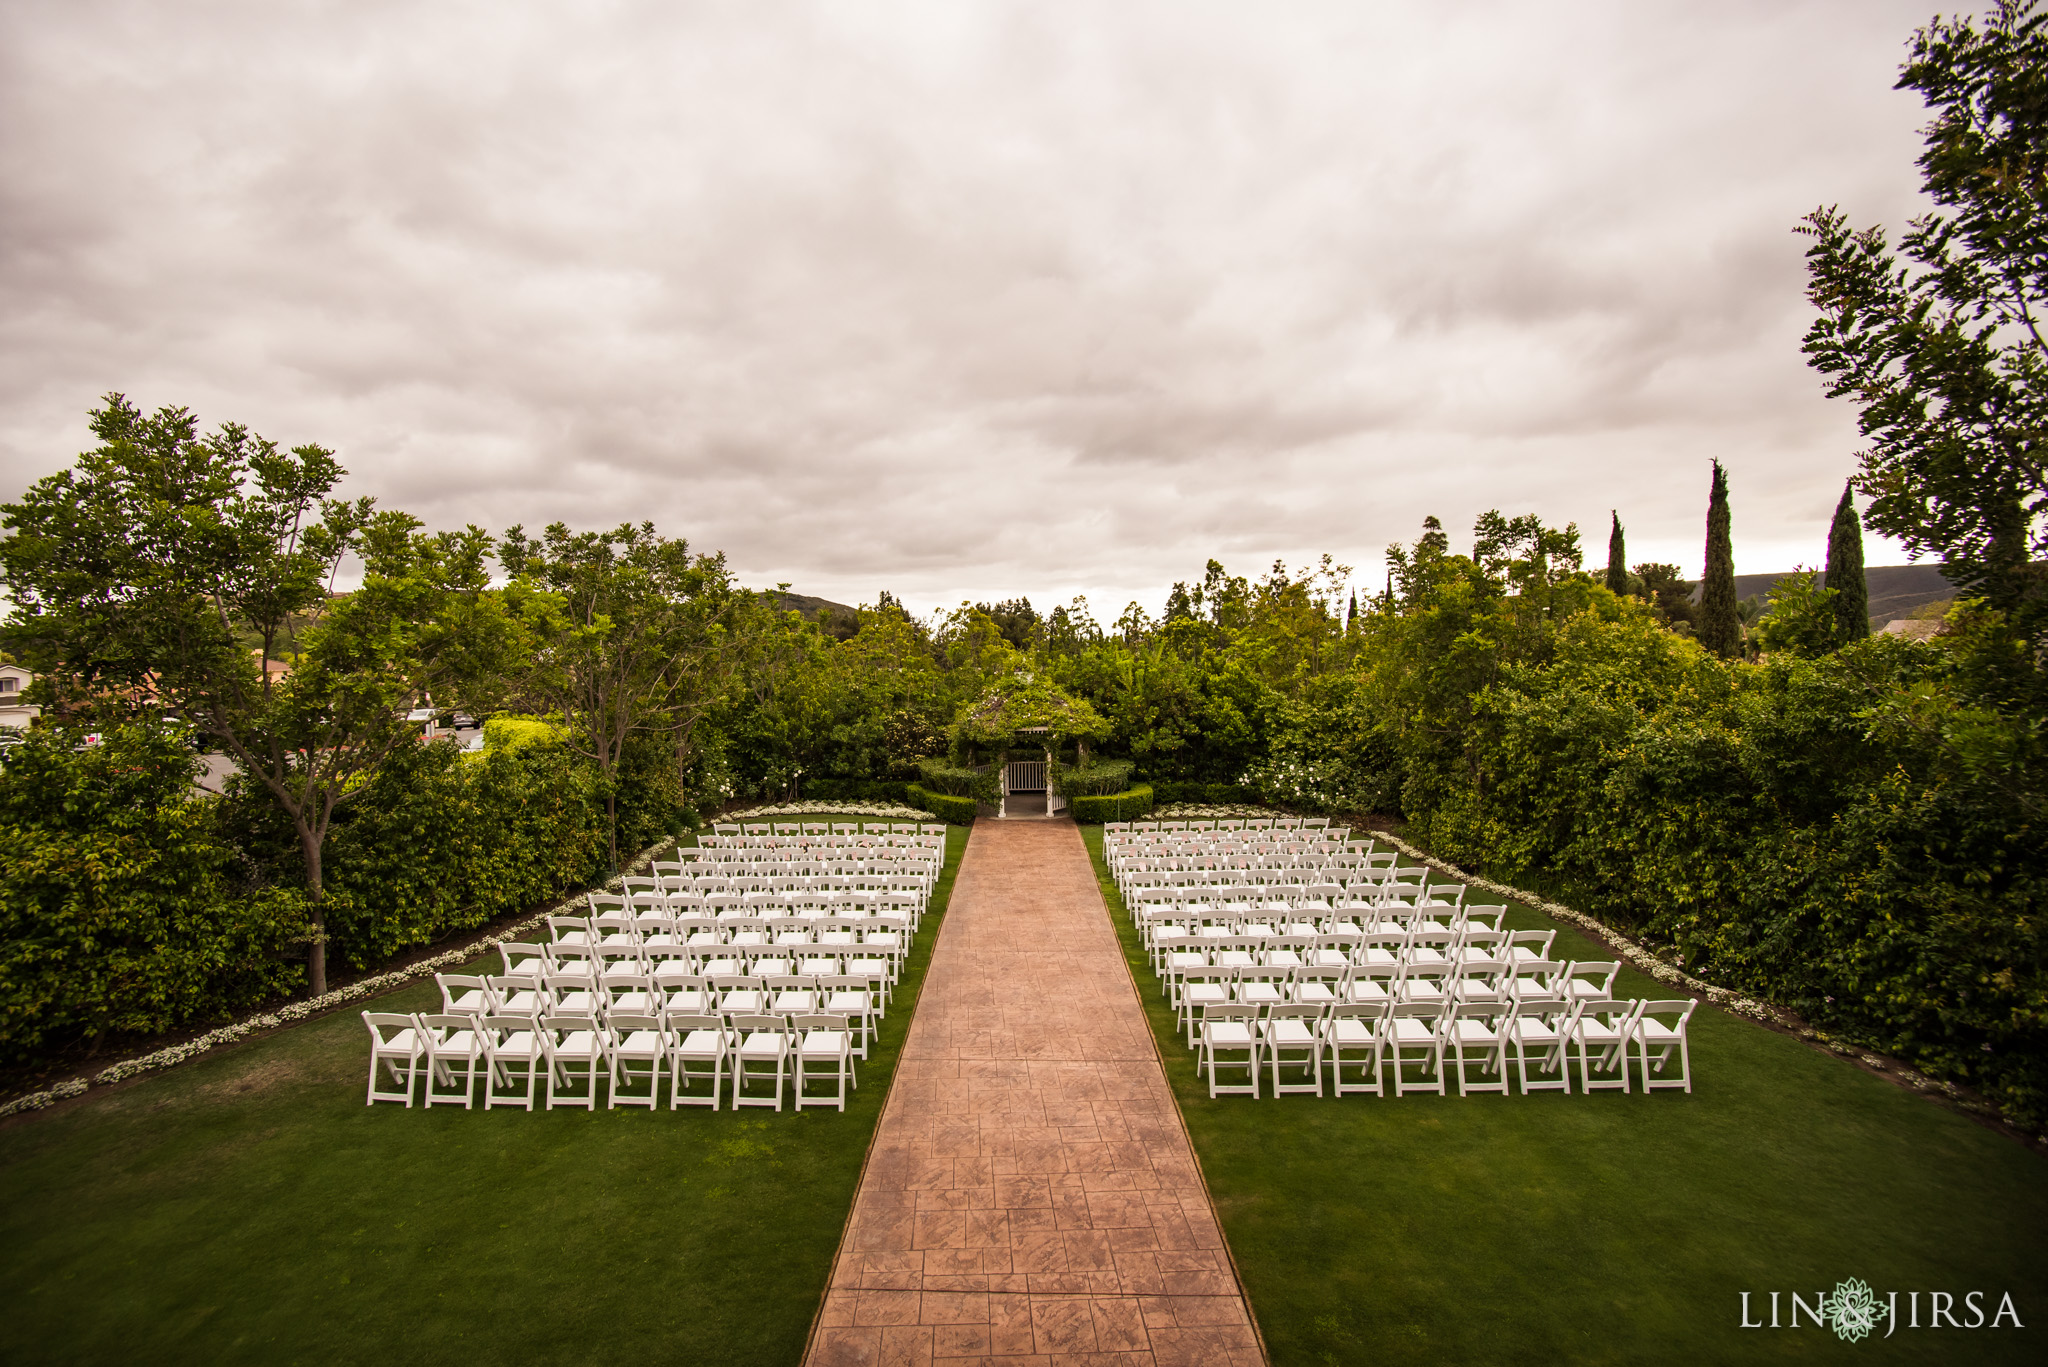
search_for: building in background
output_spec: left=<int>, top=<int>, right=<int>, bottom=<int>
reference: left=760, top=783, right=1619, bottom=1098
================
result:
left=0, top=663, right=38, bottom=729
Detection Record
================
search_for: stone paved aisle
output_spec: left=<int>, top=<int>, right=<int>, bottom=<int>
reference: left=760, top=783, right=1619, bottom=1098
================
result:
left=808, top=819, right=1264, bottom=1367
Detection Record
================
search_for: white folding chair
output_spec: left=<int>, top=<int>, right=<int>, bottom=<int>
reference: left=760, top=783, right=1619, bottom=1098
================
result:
left=361, top=1012, right=423, bottom=1106
left=483, top=1014, right=546, bottom=1110
left=1447, top=1002, right=1510, bottom=1096
left=436, top=974, right=489, bottom=1016
left=1260, top=1003, right=1325, bottom=1098
left=732, top=1013, right=791, bottom=1111
left=1324, top=1001, right=1387, bottom=1097
left=606, top=1012, right=669, bottom=1109
left=1389, top=1001, right=1447, bottom=1097
left=1571, top=999, right=1645, bottom=1092
left=541, top=1013, right=610, bottom=1110
left=667, top=1012, right=729, bottom=1110
left=1563, top=961, right=1621, bottom=1006
left=1200, top=1003, right=1261, bottom=1099
left=419, top=1012, right=487, bottom=1109
left=794, top=1013, right=855, bottom=1111
left=1508, top=993, right=1576, bottom=1094
left=1632, top=1000, right=1697, bottom=1093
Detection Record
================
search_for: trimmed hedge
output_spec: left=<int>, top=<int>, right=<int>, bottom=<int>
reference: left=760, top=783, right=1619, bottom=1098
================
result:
left=1070, top=784, right=1155, bottom=823
left=0, top=726, right=306, bottom=1060
left=800, top=778, right=913, bottom=804
left=0, top=723, right=684, bottom=1066
left=905, top=783, right=977, bottom=826
left=1149, top=780, right=1258, bottom=806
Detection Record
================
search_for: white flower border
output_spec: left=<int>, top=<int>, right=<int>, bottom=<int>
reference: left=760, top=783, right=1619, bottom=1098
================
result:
left=0, top=837, right=675, bottom=1120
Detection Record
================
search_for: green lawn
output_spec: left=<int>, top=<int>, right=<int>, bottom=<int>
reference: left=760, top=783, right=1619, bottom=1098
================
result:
left=0, top=821, right=967, bottom=1367
left=1081, top=827, right=2048, bottom=1366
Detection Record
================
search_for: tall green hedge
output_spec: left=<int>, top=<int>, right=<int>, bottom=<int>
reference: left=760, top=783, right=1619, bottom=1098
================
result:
left=1070, top=785, right=1155, bottom=823
left=0, top=727, right=305, bottom=1060
left=1149, top=780, right=1258, bottom=807
left=904, top=783, right=976, bottom=825
left=1406, top=613, right=2047, bottom=1129
left=0, top=725, right=683, bottom=1065
left=801, top=778, right=913, bottom=804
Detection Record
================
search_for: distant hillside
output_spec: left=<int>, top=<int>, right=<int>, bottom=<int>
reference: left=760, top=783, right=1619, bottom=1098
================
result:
left=1694, top=564, right=1958, bottom=624
left=772, top=590, right=860, bottom=621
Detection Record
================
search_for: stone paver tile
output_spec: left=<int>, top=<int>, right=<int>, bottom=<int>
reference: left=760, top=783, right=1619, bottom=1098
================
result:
left=814, top=1326, right=885, bottom=1367
left=1030, top=1296, right=1101, bottom=1355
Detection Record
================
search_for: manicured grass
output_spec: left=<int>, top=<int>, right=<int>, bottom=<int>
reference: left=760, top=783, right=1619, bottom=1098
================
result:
left=0, top=821, right=967, bottom=1367
left=1081, top=827, right=2048, bottom=1366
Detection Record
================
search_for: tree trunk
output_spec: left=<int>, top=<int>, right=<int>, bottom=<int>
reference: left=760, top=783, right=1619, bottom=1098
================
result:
left=301, top=823, right=328, bottom=996
left=606, top=788, right=620, bottom=878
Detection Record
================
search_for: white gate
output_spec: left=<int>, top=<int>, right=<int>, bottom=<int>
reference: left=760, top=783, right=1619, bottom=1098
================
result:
left=1003, top=760, right=1047, bottom=793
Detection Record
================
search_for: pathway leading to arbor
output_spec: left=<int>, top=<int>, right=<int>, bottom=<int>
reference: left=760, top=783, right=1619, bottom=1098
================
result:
left=808, top=819, right=1264, bottom=1367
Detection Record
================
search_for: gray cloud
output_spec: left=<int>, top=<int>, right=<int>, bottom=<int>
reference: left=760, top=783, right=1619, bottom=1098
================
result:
left=1, top=0, right=1954, bottom=617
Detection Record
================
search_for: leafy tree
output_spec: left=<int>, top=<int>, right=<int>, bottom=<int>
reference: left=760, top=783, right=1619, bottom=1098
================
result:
left=1825, top=481, right=1872, bottom=642
left=1799, top=0, right=2048, bottom=630
left=1635, top=562, right=1698, bottom=628
left=1698, top=461, right=1741, bottom=658
left=1605, top=512, right=1630, bottom=596
left=499, top=521, right=744, bottom=868
left=0, top=396, right=507, bottom=993
left=1753, top=569, right=1843, bottom=657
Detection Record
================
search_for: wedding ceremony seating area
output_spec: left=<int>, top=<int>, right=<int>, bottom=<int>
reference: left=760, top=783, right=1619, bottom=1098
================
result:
left=362, top=821, right=950, bottom=1114
left=1103, top=819, right=1697, bottom=1100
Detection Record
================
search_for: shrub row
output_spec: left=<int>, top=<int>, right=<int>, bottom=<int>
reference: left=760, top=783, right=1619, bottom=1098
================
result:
left=1070, top=785, right=1156, bottom=824
left=1400, top=618, right=2048, bottom=1130
left=905, top=784, right=977, bottom=826
left=800, top=778, right=914, bottom=804
left=0, top=724, right=683, bottom=1065
left=1147, top=780, right=1259, bottom=807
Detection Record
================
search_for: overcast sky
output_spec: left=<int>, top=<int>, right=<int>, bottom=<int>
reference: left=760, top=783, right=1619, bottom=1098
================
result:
left=1, top=0, right=1957, bottom=618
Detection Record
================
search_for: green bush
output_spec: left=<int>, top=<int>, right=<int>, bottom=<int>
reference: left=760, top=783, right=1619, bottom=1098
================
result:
left=482, top=714, right=569, bottom=752
left=223, top=733, right=683, bottom=970
left=905, top=783, right=976, bottom=825
left=1051, top=758, right=1134, bottom=796
left=802, top=778, right=912, bottom=804
left=1070, top=784, right=1155, bottom=823
left=0, top=726, right=307, bottom=1060
left=1150, top=780, right=1258, bottom=806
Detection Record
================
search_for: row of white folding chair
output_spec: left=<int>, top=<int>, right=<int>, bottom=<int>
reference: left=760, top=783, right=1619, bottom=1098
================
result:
left=557, top=918, right=908, bottom=952
left=550, top=911, right=910, bottom=947
left=443, top=969, right=883, bottom=1034
left=363, top=1010, right=857, bottom=1112
left=1171, top=960, right=1615, bottom=1043
left=1107, top=817, right=1336, bottom=834
left=1196, top=997, right=1695, bottom=1099
left=1123, top=879, right=1460, bottom=910
left=711, top=819, right=942, bottom=835
left=496, top=943, right=901, bottom=999
left=1144, top=923, right=1518, bottom=970
left=1155, top=919, right=1522, bottom=957
left=438, top=968, right=882, bottom=1054
left=1154, top=936, right=1562, bottom=985
left=1138, top=905, right=1500, bottom=949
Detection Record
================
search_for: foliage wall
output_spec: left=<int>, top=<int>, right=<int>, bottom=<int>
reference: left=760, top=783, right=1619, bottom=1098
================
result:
left=0, top=727, right=681, bottom=1064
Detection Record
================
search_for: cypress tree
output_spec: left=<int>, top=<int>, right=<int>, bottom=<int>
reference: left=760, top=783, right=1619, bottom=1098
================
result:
left=1824, top=481, right=1870, bottom=644
left=1698, top=461, right=1740, bottom=658
left=1605, top=511, right=1629, bottom=596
